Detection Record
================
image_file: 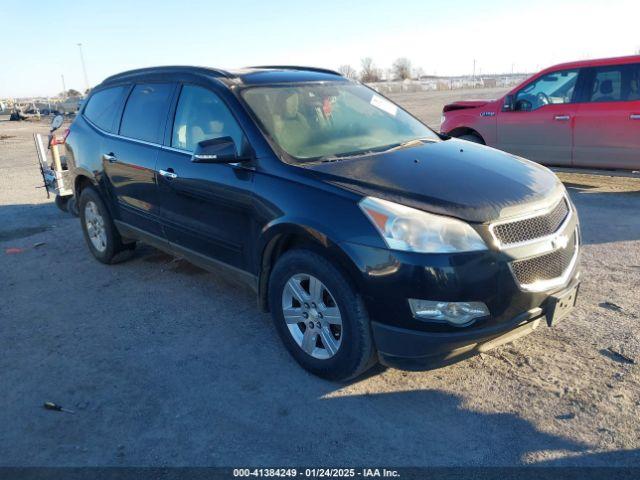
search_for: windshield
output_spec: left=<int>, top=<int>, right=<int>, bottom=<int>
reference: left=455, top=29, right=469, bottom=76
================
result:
left=241, top=82, right=438, bottom=162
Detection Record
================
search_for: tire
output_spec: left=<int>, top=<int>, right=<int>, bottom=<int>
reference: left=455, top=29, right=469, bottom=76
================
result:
left=54, top=195, right=69, bottom=212
left=458, top=133, right=484, bottom=144
left=268, top=249, right=377, bottom=381
left=78, top=186, right=132, bottom=264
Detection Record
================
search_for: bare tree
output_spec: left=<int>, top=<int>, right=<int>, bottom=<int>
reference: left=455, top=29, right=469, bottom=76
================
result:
left=392, top=57, right=412, bottom=80
left=360, top=57, right=380, bottom=83
left=60, top=89, right=82, bottom=98
left=338, top=64, right=358, bottom=80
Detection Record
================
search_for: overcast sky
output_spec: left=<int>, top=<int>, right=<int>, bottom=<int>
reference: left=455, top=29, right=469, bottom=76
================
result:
left=2, top=0, right=639, bottom=97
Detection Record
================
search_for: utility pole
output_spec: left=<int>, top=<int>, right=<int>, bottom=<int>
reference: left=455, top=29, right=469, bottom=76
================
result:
left=77, top=43, right=90, bottom=92
left=472, top=59, right=476, bottom=87
left=61, top=74, right=67, bottom=98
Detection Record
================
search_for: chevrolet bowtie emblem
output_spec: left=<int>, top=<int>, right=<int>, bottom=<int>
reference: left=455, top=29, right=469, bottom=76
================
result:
left=552, top=234, right=570, bottom=250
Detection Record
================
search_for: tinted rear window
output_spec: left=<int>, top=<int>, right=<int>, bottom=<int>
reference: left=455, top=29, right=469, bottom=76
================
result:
left=588, top=63, right=640, bottom=102
left=119, top=83, right=174, bottom=143
left=83, top=86, right=127, bottom=133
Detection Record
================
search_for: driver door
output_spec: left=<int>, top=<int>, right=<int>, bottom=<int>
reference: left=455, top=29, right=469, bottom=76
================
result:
left=156, top=84, right=254, bottom=271
left=496, top=69, right=580, bottom=166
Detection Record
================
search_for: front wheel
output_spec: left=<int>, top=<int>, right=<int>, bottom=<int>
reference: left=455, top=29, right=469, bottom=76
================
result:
left=268, top=249, right=376, bottom=381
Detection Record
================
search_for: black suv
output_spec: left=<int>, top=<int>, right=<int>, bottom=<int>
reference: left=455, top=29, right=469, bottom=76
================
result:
left=67, top=66, right=581, bottom=380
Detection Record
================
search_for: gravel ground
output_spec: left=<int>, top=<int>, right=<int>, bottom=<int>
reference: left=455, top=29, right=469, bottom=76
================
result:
left=1, top=89, right=639, bottom=468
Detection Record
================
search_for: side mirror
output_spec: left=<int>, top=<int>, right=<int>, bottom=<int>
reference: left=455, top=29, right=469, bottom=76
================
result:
left=502, top=95, right=514, bottom=112
left=191, top=136, right=240, bottom=163
left=50, top=114, right=64, bottom=131
left=515, top=99, right=532, bottom=112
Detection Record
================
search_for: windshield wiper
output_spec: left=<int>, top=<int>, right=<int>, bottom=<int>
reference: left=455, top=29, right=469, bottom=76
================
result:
left=385, top=137, right=437, bottom=152
left=318, top=138, right=435, bottom=163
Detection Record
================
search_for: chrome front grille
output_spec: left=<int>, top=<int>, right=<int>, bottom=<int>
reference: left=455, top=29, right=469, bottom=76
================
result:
left=510, top=230, right=578, bottom=289
left=488, top=195, right=580, bottom=292
left=491, top=198, right=570, bottom=247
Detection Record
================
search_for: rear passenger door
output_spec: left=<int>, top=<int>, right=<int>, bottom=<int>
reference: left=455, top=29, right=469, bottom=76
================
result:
left=103, top=83, right=176, bottom=237
left=156, top=84, right=254, bottom=271
left=78, top=84, right=128, bottom=178
left=572, top=63, right=640, bottom=169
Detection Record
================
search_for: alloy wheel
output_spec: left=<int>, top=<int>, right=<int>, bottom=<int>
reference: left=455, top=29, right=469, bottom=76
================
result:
left=281, top=273, right=343, bottom=360
left=84, top=200, right=107, bottom=252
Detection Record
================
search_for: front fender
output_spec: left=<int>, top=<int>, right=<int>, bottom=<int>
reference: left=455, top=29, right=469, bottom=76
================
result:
left=443, top=111, right=497, bottom=145
left=255, top=219, right=367, bottom=312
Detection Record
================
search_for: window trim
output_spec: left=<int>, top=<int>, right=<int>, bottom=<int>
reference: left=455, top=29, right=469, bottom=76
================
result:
left=81, top=84, right=130, bottom=133
left=83, top=112, right=197, bottom=152
left=80, top=81, right=251, bottom=157
left=167, top=82, right=250, bottom=154
left=512, top=68, right=582, bottom=112
left=580, top=63, right=640, bottom=104
left=117, top=82, right=178, bottom=144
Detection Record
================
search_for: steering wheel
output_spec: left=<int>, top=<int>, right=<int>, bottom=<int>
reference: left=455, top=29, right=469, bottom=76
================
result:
left=536, top=92, right=550, bottom=107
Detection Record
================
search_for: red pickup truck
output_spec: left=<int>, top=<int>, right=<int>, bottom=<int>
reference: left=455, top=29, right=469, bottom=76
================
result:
left=440, top=55, right=640, bottom=170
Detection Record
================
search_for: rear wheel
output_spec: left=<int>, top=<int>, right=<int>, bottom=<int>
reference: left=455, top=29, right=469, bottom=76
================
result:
left=268, top=249, right=376, bottom=381
left=79, top=186, right=134, bottom=264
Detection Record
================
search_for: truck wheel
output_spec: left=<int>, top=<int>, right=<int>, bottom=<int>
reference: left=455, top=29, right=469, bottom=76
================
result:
left=78, top=186, right=131, bottom=264
left=54, top=195, right=69, bottom=212
left=458, top=133, right=484, bottom=144
left=268, top=249, right=377, bottom=381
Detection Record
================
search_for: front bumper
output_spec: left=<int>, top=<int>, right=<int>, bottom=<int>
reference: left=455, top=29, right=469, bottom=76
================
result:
left=371, top=279, right=579, bottom=370
left=338, top=213, right=581, bottom=369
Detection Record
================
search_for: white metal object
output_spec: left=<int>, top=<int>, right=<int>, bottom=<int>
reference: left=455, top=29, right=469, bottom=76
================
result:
left=33, top=132, right=73, bottom=197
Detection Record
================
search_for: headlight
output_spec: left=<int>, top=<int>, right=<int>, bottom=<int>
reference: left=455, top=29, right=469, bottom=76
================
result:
left=440, top=114, right=446, bottom=126
left=359, top=196, right=487, bottom=253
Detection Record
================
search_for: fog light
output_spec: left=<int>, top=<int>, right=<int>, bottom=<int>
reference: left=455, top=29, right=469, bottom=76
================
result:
left=408, top=299, right=489, bottom=327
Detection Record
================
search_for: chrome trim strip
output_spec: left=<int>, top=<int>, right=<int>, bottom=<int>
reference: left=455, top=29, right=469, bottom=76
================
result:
left=488, top=196, right=572, bottom=250
left=84, top=115, right=163, bottom=148
left=85, top=115, right=198, bottom=155
left=161, top=145, right=191, bottom=154
left=508, top=228, right=580, bottom=293
left=84, top=115, right=252, bottom=169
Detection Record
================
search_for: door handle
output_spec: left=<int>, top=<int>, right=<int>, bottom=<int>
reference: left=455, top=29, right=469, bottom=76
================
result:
left=103, top=152, right=118, bottom=163
left=158, top=168, right=178, bottom=179
left=554, top=115, right=570, bottom=121
left=630, top=114, right=640, bottom=120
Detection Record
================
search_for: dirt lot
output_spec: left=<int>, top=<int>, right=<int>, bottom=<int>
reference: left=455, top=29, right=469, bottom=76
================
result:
left=1, top=88, right=640, bottom=467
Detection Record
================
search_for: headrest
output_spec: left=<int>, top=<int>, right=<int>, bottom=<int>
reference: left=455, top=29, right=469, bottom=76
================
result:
left=600, top=79, right=613, bottom=95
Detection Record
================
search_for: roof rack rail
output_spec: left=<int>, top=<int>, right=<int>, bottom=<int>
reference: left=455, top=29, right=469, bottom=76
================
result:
left=102, top=66, right=232, bottom=84
left=249, top=65, right=342, bottom=76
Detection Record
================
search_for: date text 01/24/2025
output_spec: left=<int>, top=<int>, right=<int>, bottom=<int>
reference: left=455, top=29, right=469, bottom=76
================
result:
left=232, top=468, right=400, bottom=478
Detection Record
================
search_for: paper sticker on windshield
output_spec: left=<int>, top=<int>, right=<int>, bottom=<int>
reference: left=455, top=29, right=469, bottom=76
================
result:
left=370, top=94, right=398, bottom=116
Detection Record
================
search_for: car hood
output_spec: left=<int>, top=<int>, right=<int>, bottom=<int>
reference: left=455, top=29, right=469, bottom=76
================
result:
left=305, top=139, right=563, bottom=223
left=442, top=99, right=494, bottom=112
